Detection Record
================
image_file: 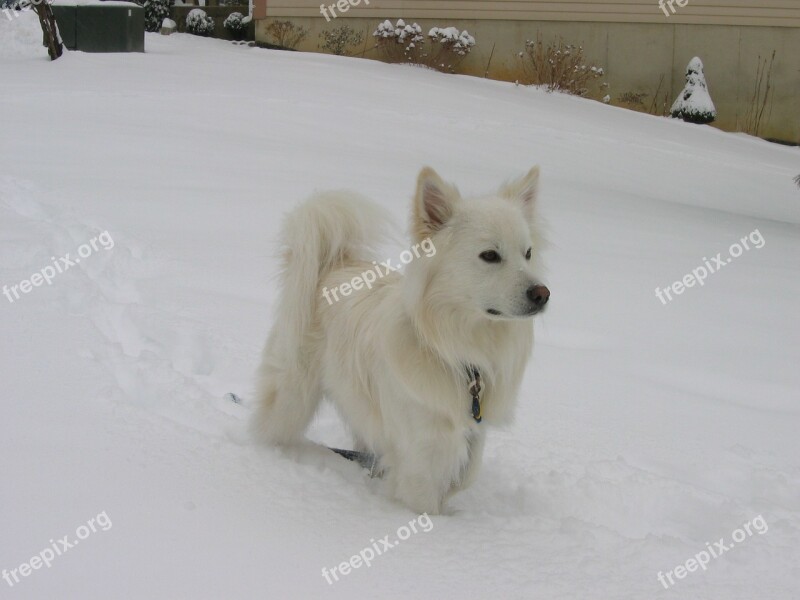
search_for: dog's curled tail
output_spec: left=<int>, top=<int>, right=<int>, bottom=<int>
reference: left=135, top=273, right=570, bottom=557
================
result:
left=253, top=191, right=391, bottom=444
left=276, top=191, right=391, bottom=348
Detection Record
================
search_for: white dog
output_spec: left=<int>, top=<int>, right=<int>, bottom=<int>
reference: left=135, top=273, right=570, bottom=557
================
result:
left=252, top=166, right=549, bottom=514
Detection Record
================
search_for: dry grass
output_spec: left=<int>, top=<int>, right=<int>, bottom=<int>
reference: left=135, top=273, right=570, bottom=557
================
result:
left=743, top=51, right=776, bottom=136
left=518, top=36, right=604, bottom=96
left=265, top=20, right=309, bottom=50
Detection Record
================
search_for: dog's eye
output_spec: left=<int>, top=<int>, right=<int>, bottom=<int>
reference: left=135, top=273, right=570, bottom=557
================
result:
left=479, top=250, right=501, bottom=263
left=525, top=248, right=532, bottom=260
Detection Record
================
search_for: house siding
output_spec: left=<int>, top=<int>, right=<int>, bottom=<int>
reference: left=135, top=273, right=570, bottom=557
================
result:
left=260, top=0, right=800, bottom=27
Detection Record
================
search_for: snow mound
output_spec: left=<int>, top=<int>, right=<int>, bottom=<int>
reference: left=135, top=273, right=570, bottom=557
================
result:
left=0, top=9, right=45, bottom=58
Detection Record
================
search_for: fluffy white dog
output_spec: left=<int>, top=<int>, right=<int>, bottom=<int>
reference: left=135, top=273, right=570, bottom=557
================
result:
left=252, top=166, right=549, bottom=514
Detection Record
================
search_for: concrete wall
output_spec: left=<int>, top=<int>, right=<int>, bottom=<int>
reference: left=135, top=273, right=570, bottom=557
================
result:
left=256, top=16, right=800, bottom=143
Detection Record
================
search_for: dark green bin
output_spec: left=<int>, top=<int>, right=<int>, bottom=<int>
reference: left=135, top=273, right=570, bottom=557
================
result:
left=52, top=1, right=144, bottom=52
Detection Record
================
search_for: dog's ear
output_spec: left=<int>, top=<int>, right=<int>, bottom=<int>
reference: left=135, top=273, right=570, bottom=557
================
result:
left=413, top=167, right=460, bottom=240
left=500, top=166, right=540, bottom=222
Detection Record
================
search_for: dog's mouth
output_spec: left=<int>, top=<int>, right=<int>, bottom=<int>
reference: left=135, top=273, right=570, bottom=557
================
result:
left=486, top=304, right=548, bottom=319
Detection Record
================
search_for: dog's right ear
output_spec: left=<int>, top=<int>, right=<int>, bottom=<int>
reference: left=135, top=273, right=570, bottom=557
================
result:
left=413, top=167, right=460, bottom=240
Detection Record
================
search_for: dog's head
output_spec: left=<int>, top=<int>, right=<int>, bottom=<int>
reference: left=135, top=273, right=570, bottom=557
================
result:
left=409, top=166, right=549, bottom=320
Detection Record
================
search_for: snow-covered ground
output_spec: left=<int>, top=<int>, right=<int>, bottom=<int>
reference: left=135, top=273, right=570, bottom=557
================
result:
left=1, top=14, right=799, bottom=599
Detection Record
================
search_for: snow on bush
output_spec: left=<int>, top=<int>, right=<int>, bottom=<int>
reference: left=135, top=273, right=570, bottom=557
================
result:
left=141, top=0, right=170, bottom=33
left=224, top=11, right=247, bottom=40
left=671, top=57, right=716, bottom=124
left=224, top=12, right=245, bottom=31
left=372, top=19, right=424, bottom=63
left=428, top=27, right=474, bottom=56
left=372, top=21, right=475, bottom=73
left=186, top=8, right=214, bottom=36
left=425, top=26, right=475, bottom=73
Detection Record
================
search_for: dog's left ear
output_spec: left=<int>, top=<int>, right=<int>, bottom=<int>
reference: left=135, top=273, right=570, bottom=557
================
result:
left=413, top=166, right=460, bottom=240
left=499, top=166, right=540, bottom=222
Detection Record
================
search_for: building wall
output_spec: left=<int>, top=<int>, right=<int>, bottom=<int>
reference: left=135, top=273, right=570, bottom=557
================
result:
left=254, top=3, right=800, bottom=142
left=255, top=0, right=800, bottom=27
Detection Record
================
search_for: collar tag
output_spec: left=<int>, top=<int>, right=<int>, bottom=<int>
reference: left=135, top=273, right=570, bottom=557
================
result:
left=467, top=366, right=482, bottom=423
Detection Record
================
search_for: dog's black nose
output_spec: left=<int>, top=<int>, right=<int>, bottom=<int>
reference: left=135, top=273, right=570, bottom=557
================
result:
left=527, top=285, right=550, bottom=308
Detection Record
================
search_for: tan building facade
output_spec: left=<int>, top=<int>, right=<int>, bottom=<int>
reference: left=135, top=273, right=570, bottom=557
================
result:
left=253, top=0, right=800, bottom=142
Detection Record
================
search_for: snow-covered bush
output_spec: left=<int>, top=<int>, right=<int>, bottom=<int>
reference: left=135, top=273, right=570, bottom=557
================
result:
left=518, top=36, right=604, bottom=96
left=186, top=8, right=214, bottom=37
left=142, top=0, right=170, bottom=33
left=373, top=19, right=424, bottom=64
left=223, top=12, right=244, bottom=31
left=318, top=25, right=363, bottom=56
left=671, top=57, right=716, bottom=124
left=161, top=17, right=176, bottom=34
left=265, top=19, right=308, bottom=49
left=426, top=26, right=475, bottom=72
left=223, top=11, right=248, bottom=39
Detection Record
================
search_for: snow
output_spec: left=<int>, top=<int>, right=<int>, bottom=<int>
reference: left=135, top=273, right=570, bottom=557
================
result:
left=429, top=26, right=475, bottom=54
left=374, top=18, right=423, bottom=45
left=1, top=15, right=799, bottom=599
left=672, top=56, right=717, bottom=121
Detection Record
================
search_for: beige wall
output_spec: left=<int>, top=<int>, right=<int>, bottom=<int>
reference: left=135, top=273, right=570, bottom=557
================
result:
left=256, top=0, right=800, bottom=27
left=255, top=10, right=800, bottom=143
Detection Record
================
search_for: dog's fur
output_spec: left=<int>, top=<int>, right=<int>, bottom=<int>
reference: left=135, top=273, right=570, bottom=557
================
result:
left=252, top=166, right=548, bottom=514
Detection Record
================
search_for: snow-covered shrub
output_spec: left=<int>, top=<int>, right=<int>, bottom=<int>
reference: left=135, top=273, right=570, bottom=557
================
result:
left=142, top=0, right=170, bottom=33
left=265, top=19, right=308, bottom=49
left=518, top=36, right=604, bottom=96
left=373, top=19, right=424, bottom=64
left=223, top=12, right=248, bottom=39
left=186, top=8, right=214, bottom=37
left=318, top=25, right=363, bottom=56
left=671, top=57, right=716, bottom=124
left=223, top=12, right=243, bottom=30
left=161, top=17, right=177, bottom=34
left=426, top=26, right=475, bottom=72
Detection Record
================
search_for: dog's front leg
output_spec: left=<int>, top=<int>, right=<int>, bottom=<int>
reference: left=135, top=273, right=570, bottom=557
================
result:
left=389, top=423, right=472, bottom=514
left=448, top=430, right=485, bottom=498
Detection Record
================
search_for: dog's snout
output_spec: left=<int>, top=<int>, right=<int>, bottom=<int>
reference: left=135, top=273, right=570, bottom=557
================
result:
left=527, top=285, right=550, bottom=308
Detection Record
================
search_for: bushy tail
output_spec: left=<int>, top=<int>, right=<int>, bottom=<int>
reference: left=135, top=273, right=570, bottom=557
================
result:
left=252, top=191, right=392, bottom=444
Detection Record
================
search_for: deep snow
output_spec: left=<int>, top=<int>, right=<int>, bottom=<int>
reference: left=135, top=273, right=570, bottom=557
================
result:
left=1, top=14, right=799, bottom=599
